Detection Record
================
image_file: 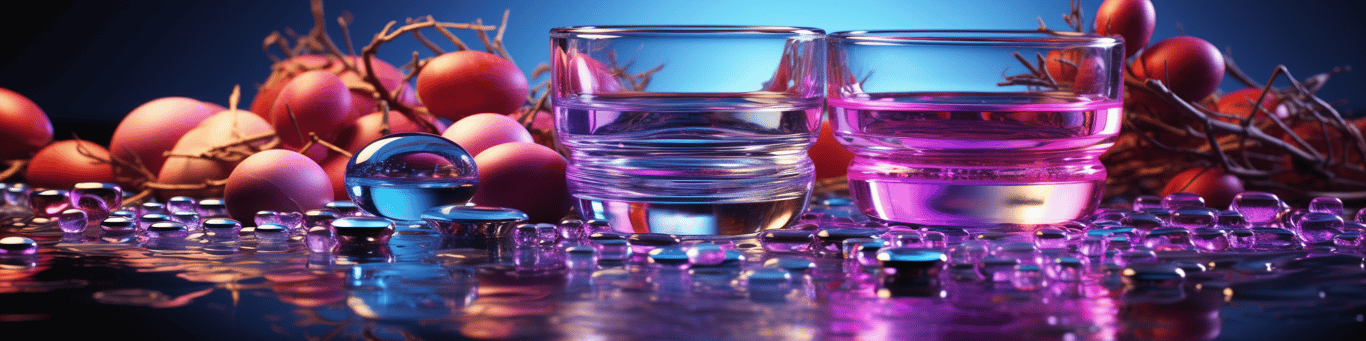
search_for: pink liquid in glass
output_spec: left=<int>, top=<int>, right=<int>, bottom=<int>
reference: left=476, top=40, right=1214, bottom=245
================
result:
left=829, top=93, right=1123, bottom=226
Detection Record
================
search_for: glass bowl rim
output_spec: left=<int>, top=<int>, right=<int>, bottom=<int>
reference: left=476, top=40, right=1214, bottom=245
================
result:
left=552, top=25, right=825, bottom=37
left=829, top=29, right=1120, bottom=47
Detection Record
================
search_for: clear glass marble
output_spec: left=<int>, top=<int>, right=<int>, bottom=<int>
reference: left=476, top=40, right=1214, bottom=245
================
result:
left=343, top=133, right=478, bottom=222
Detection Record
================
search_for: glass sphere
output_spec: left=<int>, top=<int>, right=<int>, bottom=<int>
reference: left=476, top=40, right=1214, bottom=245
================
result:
left=344, top=133, right=478, bottom=221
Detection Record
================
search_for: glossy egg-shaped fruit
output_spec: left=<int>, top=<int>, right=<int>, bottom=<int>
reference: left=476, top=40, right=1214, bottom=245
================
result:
left=442, top=113, right=535, bottom=157
left=1133, top=36, right=1225, bottom=103
left=223, top=149, right=333, bottom=223
left=26, top=140, right=116, bottom=190
left=156, top=109, right=275, bottom=200
left=0, top=88, right=53, bottom=160
left=471, top=142, right=570, bottom=223
left=1094, top=0, right=1156, bottom=57
left=109, top=97, right=224, bottom=179
left=416, top=50, right=529, bottom=121
left=268, top=70, right=353, bottom=153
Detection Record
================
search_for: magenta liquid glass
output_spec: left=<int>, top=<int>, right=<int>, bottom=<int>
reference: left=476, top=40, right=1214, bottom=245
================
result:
left=828, top=30, right=1124, bottom=227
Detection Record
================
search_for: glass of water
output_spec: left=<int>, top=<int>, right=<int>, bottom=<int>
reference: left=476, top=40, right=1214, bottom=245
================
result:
left=827, top=30, right=1125, bottom=227
left=551, top=26, right=826, bottom=236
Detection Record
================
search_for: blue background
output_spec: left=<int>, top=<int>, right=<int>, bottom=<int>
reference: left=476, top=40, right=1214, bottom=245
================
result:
left=1, top=0, right=1363, bottom=144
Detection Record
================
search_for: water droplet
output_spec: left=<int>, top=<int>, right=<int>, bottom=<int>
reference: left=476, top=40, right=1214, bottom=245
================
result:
left=70, top=182, right=121, bottom=223
left=57, top=209, right=88, bottom=234
left=28, top=189, right=69, bottom=218
left=1298, top=212, right=1345, bottom=244
left=1231, top=191, right=1283, bottom=227
left=1308, top=196, right=1344, bottom=217
left=196, top=198, right=228, bottom=218
left=166, top=196, right=196, bottom=214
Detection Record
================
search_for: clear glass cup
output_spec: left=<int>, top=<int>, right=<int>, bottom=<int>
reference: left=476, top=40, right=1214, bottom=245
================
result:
left=827, top=30, right=1124, bottom=227
left=551, top=25, right=826, bottom=236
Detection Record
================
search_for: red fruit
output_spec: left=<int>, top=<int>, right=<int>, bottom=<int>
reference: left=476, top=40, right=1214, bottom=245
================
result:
left=1094, top=0, right=1156, bottom=58
left=809, top=120, right=854, bottom=180
left=321, top=154, right=349, bottom=201
left=223, top=149, right=332, bottom=223
left=269, top=70, right=353, bottom=154
left=416, top=50, right=529, bottom=121
left=333, top=111, right=449, bottom=155
left=1162, top=167, right=1244, bottom=209
left=471, top=142, right=570, bottom=223
left=251, top=55, right=416, bottom=122
left=156, top=109, right=275, bottom=200
left=0, top=88, right=53, bottom=160
left=26, top=140, right=116, bottom=190
left=442, top=113, right=535, bottom=157
left=109, top=97, right=223, bottom=179
left=1133, top=36, right=1225, bottom=103
left=1215, top=88, right=1286, bottom=124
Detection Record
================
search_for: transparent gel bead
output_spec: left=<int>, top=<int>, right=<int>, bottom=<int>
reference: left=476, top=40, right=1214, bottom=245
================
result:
left=816, top=228, right=884, bottom=256
left=196, top=198, right=228, bottom=218
left=343, top=133, right=478, bottom=222
left=1227, top=229, right=1256, bottom=251
left=70, top=182, right=122, bottom=223
left=145, top=221, right=189, bottom=240
left=166, top=196, right=197, bottom=214
left=139, top=214, right=171, bottom=232
left=3, top=183, right=29, bottom=208
left=884, top=230, right=924, bottom=248
left=58, top=209, right=88, bottom=234
left=1357, top=207, right=1366, bottom=224
left=947, top=240, right=989, bottom=266
left=1252, top=227, right=1303, bottom=251
left=761, top=229, right=816, bottom=253
left=558, top=219, right=587, bottom=241
left=254, top=210, right=280, bottom=227
left=513, top=223, right=554, bottom=247
left=325, top=200, right=362, bottom=217
left=202, top=218, right=242, bottom=240
left=1308, top=196, right=1344, bottom=217
left=1170, top=208, right=1217, bottom=229
left=171, top=211, right=201, bottom=231
left=253, top=223, right=290, bottom=243
left=305, top=226, right=336, bottom=253
left=329, top=217, right=395, bottom=245
left=1231, top=191, right=1283, bottom=227
left=277, top=211, right=305, bottom=233
left=1120, top=212, right=1164, bottom=230
left=648, top=246, right=690, bottom=269
left=627, top=233, right=682, bottom=255
left=100, top=217, right=137, bottom=233
left=564, top=245, right=599, bottom=270
left=1298, top=212, right=1345, bottom=244
left=1142, top=227, right=1196, bottom=251
left=1334, top=231, right=1362, bottom=249
left=1012, top=265, right=1045, bottom=291
left=422, top=205, right=527, bottom=239
left=686, top=243, right=727, bottom=266
left=1217, top=210, right=1250, bottom=229
left=0, top=236, right=38, bottom=255
left=1192, top=227, right=1230, bottom=252
left=28, top=189, right=69, bottom=218
left=1161, top=192, right=1206, bottom=211
left=1033, top=228, right=1069, bottom=250
left=140, top=202, right=168, bottom=216
left=1132, top=195, right=1163, bottom=212
left=591, top=239, right=631, bottom=261
left=304, top=209, right=339, bottom=230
